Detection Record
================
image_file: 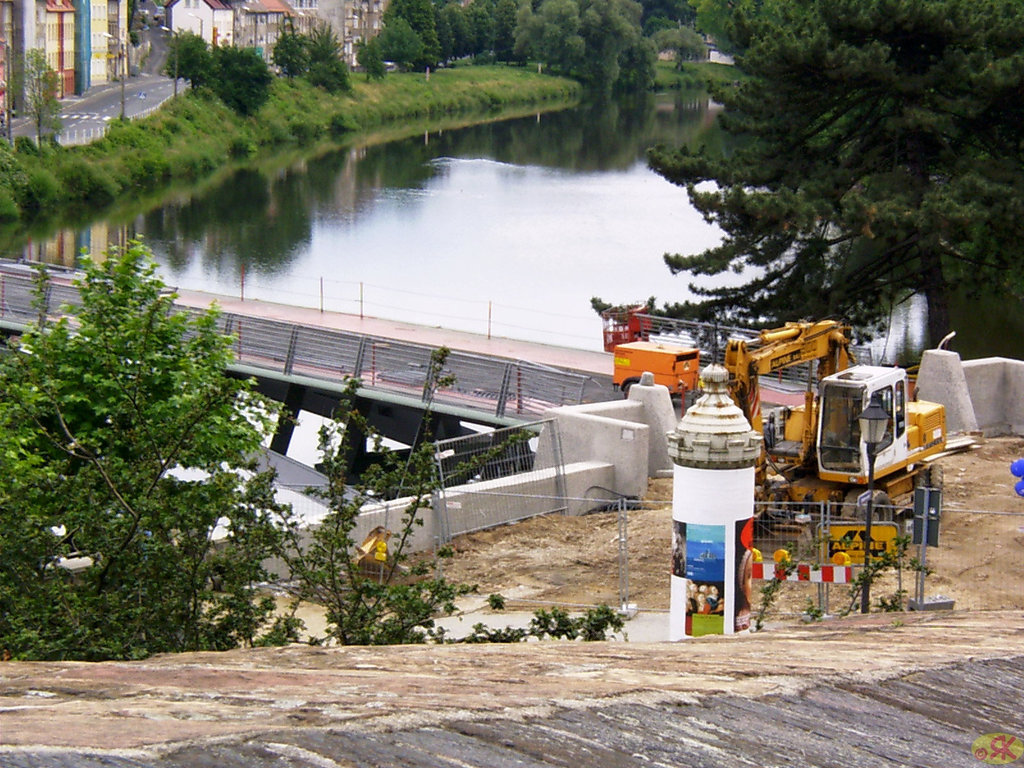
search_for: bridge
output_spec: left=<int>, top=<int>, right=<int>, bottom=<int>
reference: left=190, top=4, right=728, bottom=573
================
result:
left=0, top=264, right=602, bottom=461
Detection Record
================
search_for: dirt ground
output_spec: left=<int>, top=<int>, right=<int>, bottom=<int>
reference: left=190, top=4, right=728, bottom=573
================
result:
left=437, top=435, right=1024, bottom=617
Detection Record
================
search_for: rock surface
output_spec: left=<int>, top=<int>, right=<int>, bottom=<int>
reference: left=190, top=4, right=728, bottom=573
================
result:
left=2, top=611, right=1022, bottom=767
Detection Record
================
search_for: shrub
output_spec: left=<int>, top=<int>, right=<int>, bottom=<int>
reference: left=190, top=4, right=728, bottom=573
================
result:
left=18, top=167, right=61, bottom=213
left=0, top=187, right=20, bottom=222
left=329, top=111, right=358, bottom=136
left=55, top=158, right=120, bottom=207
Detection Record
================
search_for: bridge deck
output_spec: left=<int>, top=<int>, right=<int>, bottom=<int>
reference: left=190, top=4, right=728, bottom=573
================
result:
left=175, top=289, right=612, bottom=377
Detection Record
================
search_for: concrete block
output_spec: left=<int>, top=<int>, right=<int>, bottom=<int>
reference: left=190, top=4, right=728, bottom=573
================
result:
left=627, top=373, right=679, bottom=475
left=962, top=357, right=1024, bottom=436
left=916, top=349, right=978, bottom=434
left=544, top=403, right=649, bottom=498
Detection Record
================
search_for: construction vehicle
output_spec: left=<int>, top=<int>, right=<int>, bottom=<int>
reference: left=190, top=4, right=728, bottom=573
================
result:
left=612, top=340, right=700, bottom=398
left=601, top=305, right=653, bottom=351
left=723, top=320, right=946, bottom=515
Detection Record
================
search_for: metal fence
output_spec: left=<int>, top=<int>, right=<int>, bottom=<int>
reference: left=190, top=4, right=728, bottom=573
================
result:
left=0, top=266, right=590, bottom=421
left=433, top=420, right=566, bottom=542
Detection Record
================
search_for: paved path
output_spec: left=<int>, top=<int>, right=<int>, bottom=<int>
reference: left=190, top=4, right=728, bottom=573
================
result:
left=176, top=288, right=615, bottom=378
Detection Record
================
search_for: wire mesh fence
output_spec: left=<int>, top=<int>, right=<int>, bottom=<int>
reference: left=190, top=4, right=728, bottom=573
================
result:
left=433, top=420, right=567, bottom=543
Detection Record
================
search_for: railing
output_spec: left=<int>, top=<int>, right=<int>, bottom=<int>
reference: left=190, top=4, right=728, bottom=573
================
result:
left=0, top=266, right=589, bottom=421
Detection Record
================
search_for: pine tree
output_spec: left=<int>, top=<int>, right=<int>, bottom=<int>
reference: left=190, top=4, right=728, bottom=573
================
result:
left=649, top=0, right=1024, bottom=345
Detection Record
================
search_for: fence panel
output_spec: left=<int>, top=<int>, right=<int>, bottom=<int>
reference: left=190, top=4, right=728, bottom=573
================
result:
left=433, top=420, right=564, bottom=542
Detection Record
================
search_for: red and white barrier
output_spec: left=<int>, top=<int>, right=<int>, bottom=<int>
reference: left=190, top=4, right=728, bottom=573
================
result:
left=752, top=562, right=853, bottom=584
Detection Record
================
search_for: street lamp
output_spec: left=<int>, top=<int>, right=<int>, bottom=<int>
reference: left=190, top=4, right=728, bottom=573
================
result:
left=160, top=26, right=179, bottom=96
left=103, top=32, right=126, bottom=119
left=857, top=391, right=889, bottom=614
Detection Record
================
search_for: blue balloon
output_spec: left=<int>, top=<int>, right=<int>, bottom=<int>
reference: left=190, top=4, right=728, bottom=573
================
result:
left=1012, top=459, right=1024, bottom=478
left=1016, top=478, right=1024, bottom=498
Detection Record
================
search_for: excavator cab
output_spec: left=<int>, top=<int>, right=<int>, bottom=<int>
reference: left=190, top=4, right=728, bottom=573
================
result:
left=817, top=366, right=916, bottom=485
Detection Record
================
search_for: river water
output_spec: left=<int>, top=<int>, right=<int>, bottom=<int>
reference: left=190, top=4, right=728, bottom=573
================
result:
left=14, top=92, right=1024, bottom=362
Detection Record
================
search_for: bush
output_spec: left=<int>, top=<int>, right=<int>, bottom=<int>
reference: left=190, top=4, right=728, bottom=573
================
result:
left=18, top=167, right=60, bottom=213
left=0, top=187, right=20, bottom=222
left=228, top=135, right=258, bottom=159
left=329, top=111, right=358, bottom=136
left=14, top=136, right=38, bottom=155
left=55, top=158, right=120, bottom=207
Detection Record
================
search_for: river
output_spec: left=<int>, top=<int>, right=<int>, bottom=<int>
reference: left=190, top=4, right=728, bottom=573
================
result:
left=10, top=92, right=1024, bottom=362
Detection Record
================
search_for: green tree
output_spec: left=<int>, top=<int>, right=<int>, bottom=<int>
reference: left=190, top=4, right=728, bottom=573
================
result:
left=357, top=37, right=387, bottom=80
left=385, top=0, right=441, bottom=69
left=378, top=18, right=426, bottom=72
left=440, top=3, right=474, bottom=61
left=22, top=49, right=61, bottom=144
left=0, top=244, right=284, bottom=660
left=653, top=26, right=706, bottom=67
left=273, top=26, right=310, bottom=78
left=277, top=354, right=472, bottom=645
left=516, top=0, right=652, bottom=93
left=306, top=25, right=352, bottom=93
left=468, top=0, right=496, bottom=57
left=493, top=0, right=521, bottom=62
left=211, top=46, right=273, bottom=115
left=648, top=0, right=1024, bottom=346
left=170, top=31, right=212, bottom=89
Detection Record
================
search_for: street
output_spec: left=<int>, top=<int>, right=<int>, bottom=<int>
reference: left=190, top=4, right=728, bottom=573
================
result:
left=11, top=21, right=180, bottom=145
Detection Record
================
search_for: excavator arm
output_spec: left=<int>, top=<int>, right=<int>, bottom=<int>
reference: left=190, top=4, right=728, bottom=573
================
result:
left=724, top=320, right=855, bottom=483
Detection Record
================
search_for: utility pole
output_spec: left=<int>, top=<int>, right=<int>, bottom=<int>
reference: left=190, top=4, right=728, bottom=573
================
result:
left=3, top=37, right=11, bottom=144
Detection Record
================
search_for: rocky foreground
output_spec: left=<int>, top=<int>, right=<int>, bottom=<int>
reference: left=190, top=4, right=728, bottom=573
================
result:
left=1, top=610, right=1022, bottom=767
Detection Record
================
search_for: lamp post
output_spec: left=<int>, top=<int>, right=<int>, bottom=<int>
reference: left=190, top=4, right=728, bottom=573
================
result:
left=160, top=26, right=178, bottom=96
left=103, top=33, right=126, bottom=119
left=857, top=392, right=889, bottom=614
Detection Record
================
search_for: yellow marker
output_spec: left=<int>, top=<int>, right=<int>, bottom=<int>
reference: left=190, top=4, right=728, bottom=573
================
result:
left=751, top=547, right=763, bottom=563
left=374, top=541, right=388, bottom=562
left=832, top=551, right=852, bottom=566
left=773, top=548, right=790, bottom=564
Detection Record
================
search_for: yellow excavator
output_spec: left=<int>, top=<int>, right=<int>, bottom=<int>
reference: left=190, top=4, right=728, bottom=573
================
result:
left=723, top=320, right=946, bottom=511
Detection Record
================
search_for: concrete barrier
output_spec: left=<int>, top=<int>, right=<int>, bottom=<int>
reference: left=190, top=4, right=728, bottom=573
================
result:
left=961, top=357, right=1024, bottom=436
left=916, top=349, right=979, bottom=434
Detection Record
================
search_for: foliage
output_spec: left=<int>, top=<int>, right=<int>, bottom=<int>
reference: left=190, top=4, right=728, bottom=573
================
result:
left=168, top=32, right=212, bottom=89
left=277, top=352, right=474, bottom=646
left=2, top=67, right=579, bottom=227
left=493, top=0, right=522, bottom=63
left=306, top=25, right=352, bottom=94
left=273, top=26, right=311, bottom=79
left=515, top=0, right=654, bottom=93
left=652, top=26, right=706, bottom=67
left=22, top=49, right=62, bottom=144
left=379, top=17, right=426, bottom=72
left=357, top=38, right=387, bottom=81
left=458, top=604, right=625, bottom=642
left=0, top=243, right=285, bottom=660
left=648, top=0, right=1024, bottom=346
left=211, top=46, right=274, bottom=115
left=384, top=0, right=442, bottom=69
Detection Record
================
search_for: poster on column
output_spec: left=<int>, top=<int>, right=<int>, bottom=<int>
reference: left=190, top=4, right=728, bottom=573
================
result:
left=684, top=523, right=725, bottom=636
left=735, top=518, right=754, bottom=632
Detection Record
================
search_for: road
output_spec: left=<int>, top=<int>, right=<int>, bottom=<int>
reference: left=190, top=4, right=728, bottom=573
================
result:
left=11, top=20, right=180, bottom=146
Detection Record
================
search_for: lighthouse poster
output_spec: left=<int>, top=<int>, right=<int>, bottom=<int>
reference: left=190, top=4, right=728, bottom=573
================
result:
left=684, top=523, right=726, bottom=636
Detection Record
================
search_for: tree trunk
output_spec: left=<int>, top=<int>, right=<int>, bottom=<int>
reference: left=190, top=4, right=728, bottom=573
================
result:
left=921, top=250, right=950, bottom=349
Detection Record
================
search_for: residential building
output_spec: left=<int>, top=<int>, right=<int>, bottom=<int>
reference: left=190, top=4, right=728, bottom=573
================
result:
left=233, top=0, right=295, bottom=61
left=41, top=0, right=76, bottom=97
left=166, top=0, right=232, bottom=46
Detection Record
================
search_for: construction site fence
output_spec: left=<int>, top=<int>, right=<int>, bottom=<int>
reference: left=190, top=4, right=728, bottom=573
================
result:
left=0, top=267, right=589, bottom=421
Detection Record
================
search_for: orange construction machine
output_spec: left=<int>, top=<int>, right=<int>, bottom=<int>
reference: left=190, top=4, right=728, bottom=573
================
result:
left=612, top=340, right=700, bottom=397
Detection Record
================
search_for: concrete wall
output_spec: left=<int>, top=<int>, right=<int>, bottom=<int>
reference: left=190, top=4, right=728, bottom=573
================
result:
left=961, top=357, right=1024, bottom=436
left=916, top=349, right=979, bottom=434
left=541, top=401, right=650, bottom=498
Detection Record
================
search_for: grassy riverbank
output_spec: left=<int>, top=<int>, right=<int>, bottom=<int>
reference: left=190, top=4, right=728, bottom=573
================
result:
left=0, top=66, right=580, bottom=230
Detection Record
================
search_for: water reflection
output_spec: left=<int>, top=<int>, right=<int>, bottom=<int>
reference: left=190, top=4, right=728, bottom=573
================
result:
left=6, top=92, right=1019, bottom=361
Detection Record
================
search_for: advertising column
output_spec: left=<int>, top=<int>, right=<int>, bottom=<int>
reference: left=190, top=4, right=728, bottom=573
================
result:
left=668, top=364, right=761, bottom=640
